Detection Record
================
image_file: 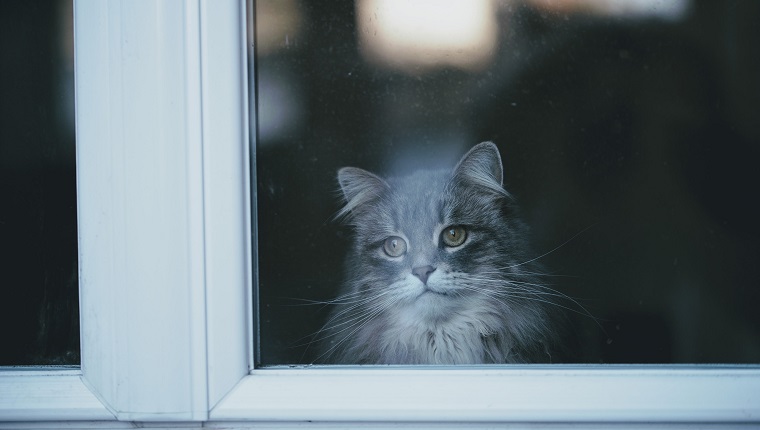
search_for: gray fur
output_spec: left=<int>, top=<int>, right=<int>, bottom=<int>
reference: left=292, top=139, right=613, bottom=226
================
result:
left=319, top=142, right=560, bottom=364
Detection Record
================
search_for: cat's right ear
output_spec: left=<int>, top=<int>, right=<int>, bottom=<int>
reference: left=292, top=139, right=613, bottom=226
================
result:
left=451, top=141, right=509, bottom=198
left=336, top=167, right=389, bottom=218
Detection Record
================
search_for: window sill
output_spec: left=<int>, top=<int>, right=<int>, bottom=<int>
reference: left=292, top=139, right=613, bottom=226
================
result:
left=212, top=365, right=760, bottom=423
left=2, top=364, right=759, bottom=426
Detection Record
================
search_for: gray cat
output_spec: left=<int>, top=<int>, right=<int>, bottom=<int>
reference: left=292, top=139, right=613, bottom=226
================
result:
left=319, top=142, right=563, bottom=364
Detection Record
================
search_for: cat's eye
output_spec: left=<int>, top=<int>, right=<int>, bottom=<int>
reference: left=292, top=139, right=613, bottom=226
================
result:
left=383, top=236, right=407, bottom=257
left=441, top=226, right=467, bottom=247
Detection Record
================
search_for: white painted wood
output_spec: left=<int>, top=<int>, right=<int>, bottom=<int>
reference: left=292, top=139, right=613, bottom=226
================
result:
left=0, top=373, right=113, bottom=421
left=198, top=0, right=253, bottom=408
left=212, top=366, right=760, bottom=423
left=75, top=0, right=209, bottom=420
left=5, top=423, right=756, bottom=430
left=73, top=0, right=250, bottom=421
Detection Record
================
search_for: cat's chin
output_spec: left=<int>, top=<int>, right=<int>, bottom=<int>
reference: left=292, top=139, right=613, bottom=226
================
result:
left=399, top=291, right=467, bottom=328
left=421, top=288, right=449, bottom=297
left=409, top=286, right=459, bottom=315
left=419, top=276, right=458, bottom=297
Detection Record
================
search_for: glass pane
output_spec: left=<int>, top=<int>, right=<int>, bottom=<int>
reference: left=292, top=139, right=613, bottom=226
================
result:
left=0, top=0, right=79, bottom=365
left=254, top=0, right=760, bottom=365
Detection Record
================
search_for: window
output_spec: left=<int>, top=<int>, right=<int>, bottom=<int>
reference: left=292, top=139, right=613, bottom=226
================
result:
left=0, top=0, right=79, bottom=366
left=1, top=0, right=759, bottom=428
left=256, top=0, right=760, bottom=365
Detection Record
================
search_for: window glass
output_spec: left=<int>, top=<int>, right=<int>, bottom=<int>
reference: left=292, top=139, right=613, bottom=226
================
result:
left=254, top=0, right=760, bottom=365
left=0, top=0, right=78, bottom=365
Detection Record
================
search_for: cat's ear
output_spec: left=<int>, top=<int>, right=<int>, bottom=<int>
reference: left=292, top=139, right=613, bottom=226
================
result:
left=336, top=167, right=389, bottom=218
left=452, top=141, right=508, bottom=197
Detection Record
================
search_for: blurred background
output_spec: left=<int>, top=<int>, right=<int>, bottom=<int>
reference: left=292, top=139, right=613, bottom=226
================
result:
left=255, top=0, right=760, bottom=365
left=0, top=0, right=78, bottom=365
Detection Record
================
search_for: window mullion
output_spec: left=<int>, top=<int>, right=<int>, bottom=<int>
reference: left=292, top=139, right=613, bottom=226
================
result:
left=75, top=0, right=209, bottom=420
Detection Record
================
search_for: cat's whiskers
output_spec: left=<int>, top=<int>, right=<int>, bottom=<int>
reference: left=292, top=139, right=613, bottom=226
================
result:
left=462, top=274, right=601, bottom=325
left=499, top=225, right=596, bottom=271
left=323, top=288, right=394, bottom=327
left=505, top=279, right=600, bottom=324
left=284, top=293, right=369, bottom=311
left=513, top=270, right=580, bottom=279
left=294, top=287, right=396, bottom=359
left=459, top=280, right=574, bottom=317
left=314, top=294, right=399, bottom=362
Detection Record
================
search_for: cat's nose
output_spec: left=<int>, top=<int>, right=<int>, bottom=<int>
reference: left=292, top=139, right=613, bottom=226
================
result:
left=412, top=265, right=436, bottom=285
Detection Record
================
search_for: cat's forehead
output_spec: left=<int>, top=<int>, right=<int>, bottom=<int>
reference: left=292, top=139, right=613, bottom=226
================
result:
left=388, top=169, right=448, bottom=199
left=382, top=169, right=451, bottom=230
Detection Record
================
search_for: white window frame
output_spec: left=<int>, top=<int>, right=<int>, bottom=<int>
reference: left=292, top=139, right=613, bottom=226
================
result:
left=1, top=0, right=759, bottom=428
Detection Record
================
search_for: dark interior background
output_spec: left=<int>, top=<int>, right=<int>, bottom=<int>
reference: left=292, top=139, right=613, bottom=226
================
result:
left=255, top=0, right=760, bottom=365
left=0, top=0, right=78, bottom=365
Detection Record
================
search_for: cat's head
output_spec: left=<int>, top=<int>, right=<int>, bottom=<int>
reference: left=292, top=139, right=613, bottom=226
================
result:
left=336, top=142, right=526, bottom=318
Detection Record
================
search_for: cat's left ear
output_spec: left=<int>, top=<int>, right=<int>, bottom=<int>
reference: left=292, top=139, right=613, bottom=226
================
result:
left=452, top=141, right=508, bottom=196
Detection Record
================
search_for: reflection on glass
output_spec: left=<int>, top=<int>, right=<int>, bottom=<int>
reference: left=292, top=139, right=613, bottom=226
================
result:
left=0, top=0, right=78, bottom=365
left=254, top=0, right=760, bottom=365
left=356, top=0, right=499, bottom=72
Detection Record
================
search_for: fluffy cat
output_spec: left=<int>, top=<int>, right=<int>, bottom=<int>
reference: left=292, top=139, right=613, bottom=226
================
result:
left=319, top=142, right=562, bottom=364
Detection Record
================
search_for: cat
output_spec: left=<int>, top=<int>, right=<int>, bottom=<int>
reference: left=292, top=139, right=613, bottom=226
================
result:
left=318, top=142, right=563, bottom=364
